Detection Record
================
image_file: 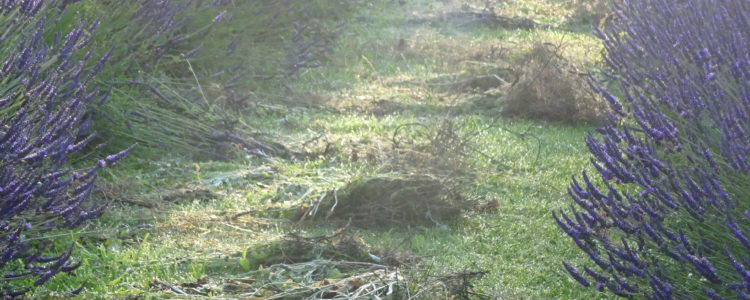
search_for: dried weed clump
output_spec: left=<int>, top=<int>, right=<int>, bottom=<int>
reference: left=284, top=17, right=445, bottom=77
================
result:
left=568, top=0, right=611, bottom=24
left=243, top=230, right=372, bottom=268
left=302, top=119, right=489, bottom=176
left=300, top=175, right=466, bottom=228
left=502, top=43, right=606, bottom=124
left=150, top=230, right=418, bottom=299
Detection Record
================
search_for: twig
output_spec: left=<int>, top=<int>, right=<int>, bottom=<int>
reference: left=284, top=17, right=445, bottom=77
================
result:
left=325, top=189, right=338, bottom=219
left=183, top=55, right=211, bottom=110
left=219, top=222, right=258, bottom=233
left=302, top=133, right=325, bottom=146
left=119, top=198, right=157, bottom=208
left=151, top=280, right=188, bottom=295
left=391, top=122, right=430, bottom=150
left=230, top=209, right=259, bottom=220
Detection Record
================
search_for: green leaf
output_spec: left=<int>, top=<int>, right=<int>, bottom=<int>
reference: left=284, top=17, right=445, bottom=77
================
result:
left=239, top=257, right=251, bottom=271
left=240, top=248, right=251, bottom=271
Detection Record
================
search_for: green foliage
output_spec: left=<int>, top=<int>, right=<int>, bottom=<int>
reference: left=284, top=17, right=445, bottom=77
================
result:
left=88, top=0, right=355, bottom=160
left=19, top=0, right=610, bottom=298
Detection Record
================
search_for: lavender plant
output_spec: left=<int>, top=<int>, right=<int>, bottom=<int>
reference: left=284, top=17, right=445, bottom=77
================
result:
left=85, top=0, right=233, bottom=76
left=91, top=0, right=348, bottom=158
left=81, top=0, right=237, bottom=156
left=556, top=0, right=750, bottom=298
left=2, top=0, right=346, bottom=296
left=0, top=1, right=132, bottom=296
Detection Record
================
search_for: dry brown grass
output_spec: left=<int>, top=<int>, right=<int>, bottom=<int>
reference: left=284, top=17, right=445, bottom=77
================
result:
left=502, top=42, right=606, bottom=124
left=568, top=0, right=611, bottom=25
left=301, top=119, right=480, bottom=175
left=298, top=174, right=466, bottom=228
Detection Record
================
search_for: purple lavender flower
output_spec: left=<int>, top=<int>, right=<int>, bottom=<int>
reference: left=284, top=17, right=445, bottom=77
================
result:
left=563, top=262, right=590, bottom=287
left=0, top=1, right=136, bottom=296
left=212, top=10, right=226, bottom=23
left=556, top=0, right=750, bottom=298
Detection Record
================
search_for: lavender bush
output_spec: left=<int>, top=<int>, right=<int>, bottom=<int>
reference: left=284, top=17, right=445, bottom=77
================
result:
left=0, top=0, right=244, bottom=294
left=80, top=0, right=237, bottom=156
left=91, top=0, right=348, bottom=158
left=556, top=0, right=750, bottom=298
left=0, top=1, right=134, bottom=296
left=0, top=0, right=351, bottom=295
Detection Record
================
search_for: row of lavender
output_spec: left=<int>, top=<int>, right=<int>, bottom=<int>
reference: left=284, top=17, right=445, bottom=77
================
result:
left=91, top=0, right=344, bottom=159
left=0, top=0, right=243, bottom=296
left=0, top=1, right=133, bottom=296
left=1, top=0, right=345, bottom=296
left=557, top=0, right=750, bottom=299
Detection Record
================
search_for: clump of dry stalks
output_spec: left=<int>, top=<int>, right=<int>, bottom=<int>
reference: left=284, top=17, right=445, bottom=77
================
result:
left=150, top=228, right=488, bottom=299
left=295, top=117, right=510, bottom=229
left=502, top=42, right=607, bottom=124
left=568, top=0, right=611, bottom=24
left=303, top=118, right=500, bottom=174
left=298, top=175, right=466, bottom=227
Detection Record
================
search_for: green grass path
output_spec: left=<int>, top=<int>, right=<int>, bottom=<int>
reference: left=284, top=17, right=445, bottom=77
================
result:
left=31, top=1, right=611, bottom=298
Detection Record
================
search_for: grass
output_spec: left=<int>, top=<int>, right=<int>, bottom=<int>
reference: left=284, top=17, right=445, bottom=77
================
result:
left=26, top=0, right=613, bottom=298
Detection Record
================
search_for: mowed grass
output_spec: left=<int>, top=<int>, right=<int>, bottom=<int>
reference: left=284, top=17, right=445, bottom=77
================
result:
left=28, top=0, right=612, bottom=298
